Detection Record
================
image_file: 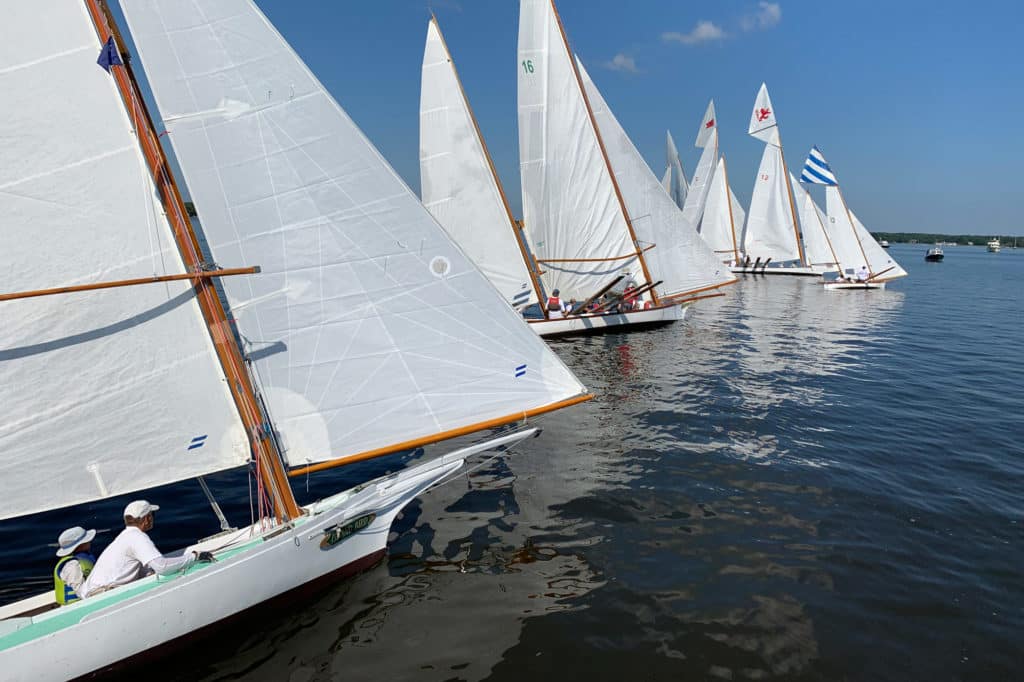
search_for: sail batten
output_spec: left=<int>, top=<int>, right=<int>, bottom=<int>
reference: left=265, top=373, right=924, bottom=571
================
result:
left=122, top=0, right=588, bottom=468
left=0, top=1, right=249, bottom=521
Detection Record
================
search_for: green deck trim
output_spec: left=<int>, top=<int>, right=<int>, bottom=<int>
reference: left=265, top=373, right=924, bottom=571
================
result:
left=0, top=536, right=267, bottom=653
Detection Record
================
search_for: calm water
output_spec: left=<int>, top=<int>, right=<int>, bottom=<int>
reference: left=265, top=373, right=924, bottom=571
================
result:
left=4, top=244, right=1022, bottom=680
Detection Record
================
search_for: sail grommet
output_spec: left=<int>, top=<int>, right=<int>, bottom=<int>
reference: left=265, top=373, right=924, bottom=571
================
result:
left=429, top=256, right=451, bottom=278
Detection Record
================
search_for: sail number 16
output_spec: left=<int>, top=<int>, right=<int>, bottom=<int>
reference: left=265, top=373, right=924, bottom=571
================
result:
left=522, top=59, right=534, bottom=74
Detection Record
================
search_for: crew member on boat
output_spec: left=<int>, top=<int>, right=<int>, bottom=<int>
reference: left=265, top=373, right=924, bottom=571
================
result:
left=547, top=289, right=570, bottom=319
left=81, top=500, right=204, bottom=597
left=54, top=526, right=96, bottom=605
left=857, top=265, right=869, bottom=282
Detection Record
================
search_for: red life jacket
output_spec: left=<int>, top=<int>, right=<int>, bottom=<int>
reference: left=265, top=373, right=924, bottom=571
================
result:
left=547, top=296, right=561, bottom=312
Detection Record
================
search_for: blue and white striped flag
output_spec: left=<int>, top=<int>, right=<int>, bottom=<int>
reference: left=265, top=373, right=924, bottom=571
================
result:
left=800, top=146, right=838, bottom=185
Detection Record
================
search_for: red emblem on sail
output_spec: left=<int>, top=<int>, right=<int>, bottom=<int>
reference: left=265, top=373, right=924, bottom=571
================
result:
left=705, top=118, right=715, bottom=129
left=756, top=107, right=772, bottom=122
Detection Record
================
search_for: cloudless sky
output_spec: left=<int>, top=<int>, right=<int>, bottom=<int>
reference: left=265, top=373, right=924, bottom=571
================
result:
left=115, top=1, right=1024, bottom=235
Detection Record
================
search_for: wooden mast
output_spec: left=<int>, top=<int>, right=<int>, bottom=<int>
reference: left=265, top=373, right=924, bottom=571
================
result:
left=549, top=0, right=661, bottom=304
left=777, top=137, right=808, bottom=267
left=429, top=15, right=549, bottom=318
left=87, top=0, right=302, bottom=521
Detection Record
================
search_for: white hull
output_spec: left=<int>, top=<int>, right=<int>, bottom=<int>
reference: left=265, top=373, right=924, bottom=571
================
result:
left=0, top=431, right=535, bottom=680
left=529, top=304, right=685, bottom=337
left=730, top=264, right=826, bottom=277
left=823, top=281, right=887, bottom=290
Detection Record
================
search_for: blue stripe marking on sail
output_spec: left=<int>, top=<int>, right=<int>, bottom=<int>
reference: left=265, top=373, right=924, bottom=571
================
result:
left=187, top=435, right=208, bottom=451
left=801, top=146, right=837, bottom=185
left=800, top=165, right=836, bottom=185
left=512, top=289, right=531, bottom=301
left=515, top=364, right=527, bottom=378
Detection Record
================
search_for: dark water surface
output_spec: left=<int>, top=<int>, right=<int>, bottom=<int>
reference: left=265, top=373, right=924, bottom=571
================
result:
left=3, top=244, right=1022, bottom=680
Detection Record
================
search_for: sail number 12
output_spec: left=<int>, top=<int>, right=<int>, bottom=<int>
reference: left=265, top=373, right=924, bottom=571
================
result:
left=522, top=59, right=534, bottom=74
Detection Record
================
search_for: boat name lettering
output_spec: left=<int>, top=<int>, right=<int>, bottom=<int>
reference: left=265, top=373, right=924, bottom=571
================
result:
left=319, top=513, right=376, bottom=550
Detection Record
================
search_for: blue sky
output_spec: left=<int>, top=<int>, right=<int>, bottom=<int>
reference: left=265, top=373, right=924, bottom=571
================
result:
left=118, top=1, right=1024, bottom=235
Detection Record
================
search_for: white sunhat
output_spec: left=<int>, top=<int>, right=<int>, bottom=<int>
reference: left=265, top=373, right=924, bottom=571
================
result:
left=123, top=500, right=160, bottom=520
left=56, top=526, right=96, bottom=557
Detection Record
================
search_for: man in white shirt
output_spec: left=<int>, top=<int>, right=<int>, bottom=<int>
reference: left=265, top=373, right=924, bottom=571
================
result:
left=81, top=500, right=200, bottom=598
left=857, top=265, right=870, bottom=282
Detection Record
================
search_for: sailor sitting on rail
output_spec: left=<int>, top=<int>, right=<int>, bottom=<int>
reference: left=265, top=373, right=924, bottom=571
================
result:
left=81, top=500, right=211, bottom=598
left=856, top=265, right=869, bottom=282
left=54, top=526, right=96, bottom=605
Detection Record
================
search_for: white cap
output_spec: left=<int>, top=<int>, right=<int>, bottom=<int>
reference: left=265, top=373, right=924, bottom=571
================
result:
left=123, top=500, right=160, bottom=520
left=56, top=526, right=96, bottom=557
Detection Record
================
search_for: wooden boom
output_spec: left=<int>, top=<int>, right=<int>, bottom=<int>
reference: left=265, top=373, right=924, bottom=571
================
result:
left=0, top=267, right=259, bottom=302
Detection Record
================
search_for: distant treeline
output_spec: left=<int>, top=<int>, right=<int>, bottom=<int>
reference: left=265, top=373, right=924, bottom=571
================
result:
left=871, top=232, right=1011, bottom=246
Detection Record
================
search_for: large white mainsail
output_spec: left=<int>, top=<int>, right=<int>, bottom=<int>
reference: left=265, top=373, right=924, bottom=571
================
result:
left=576, top=60, right=734, bottom=298
left=420, top=18, right=540, bottom=310
left=679, top=101, right=719, bottom=234
left=663, top=130, right=689, bottom=210
left=0, top=1, right=248, bottom=521
left=122, top=0, right=588, bottom=469
left=744, top=84, right=804, bottom=264
left=518, top=0, right=641, bottom=301
left=790, top=173, right=839, bottom=270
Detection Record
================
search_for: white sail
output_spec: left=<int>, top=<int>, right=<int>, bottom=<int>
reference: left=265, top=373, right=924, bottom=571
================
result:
left=695, top=100, right=718, bottom=149
left=748, top=82, right=780, bottom=146
left=729, top=187, right=747, bottom=258
left=851, top=212, right=907, bottom=280
left=700, top=158, right=742, bottom=263
left=122, top=0, right=588, bottom=467
left=791, top=173, right=838, bottom=269
left=576, top=60, right=734, bottom=297
left=825, top=187, right=868, bottom=274
left=420, top=19, right=539, bottom=310
left=744, top=145, right=801, bottom=263
left=518, top=0, right=639, bottom=300
left=0, top=2, right=249, bottom=520
left=663, top=130, right=689, bottom=209
left=679, top=115, right=718, bottom=233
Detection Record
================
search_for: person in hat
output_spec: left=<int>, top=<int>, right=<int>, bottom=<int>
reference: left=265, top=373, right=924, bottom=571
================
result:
left=54, top=526, right=97, bottom=605
left=81, top=500, right=205, bottom=598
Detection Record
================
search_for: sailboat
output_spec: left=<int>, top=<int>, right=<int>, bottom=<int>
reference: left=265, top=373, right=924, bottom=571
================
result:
left=734, top=84, right=822, bottom=276
left=676, top=100, right=747, bottom=266
left=798, top=146, right=908, bottom=290
left=517, top=0, right=707, bottom=334
left=661, top=130, right=689, bottom=210
left=0, top=1, right=590, bottom=677
left=421, top=15, right=685, bottom=337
